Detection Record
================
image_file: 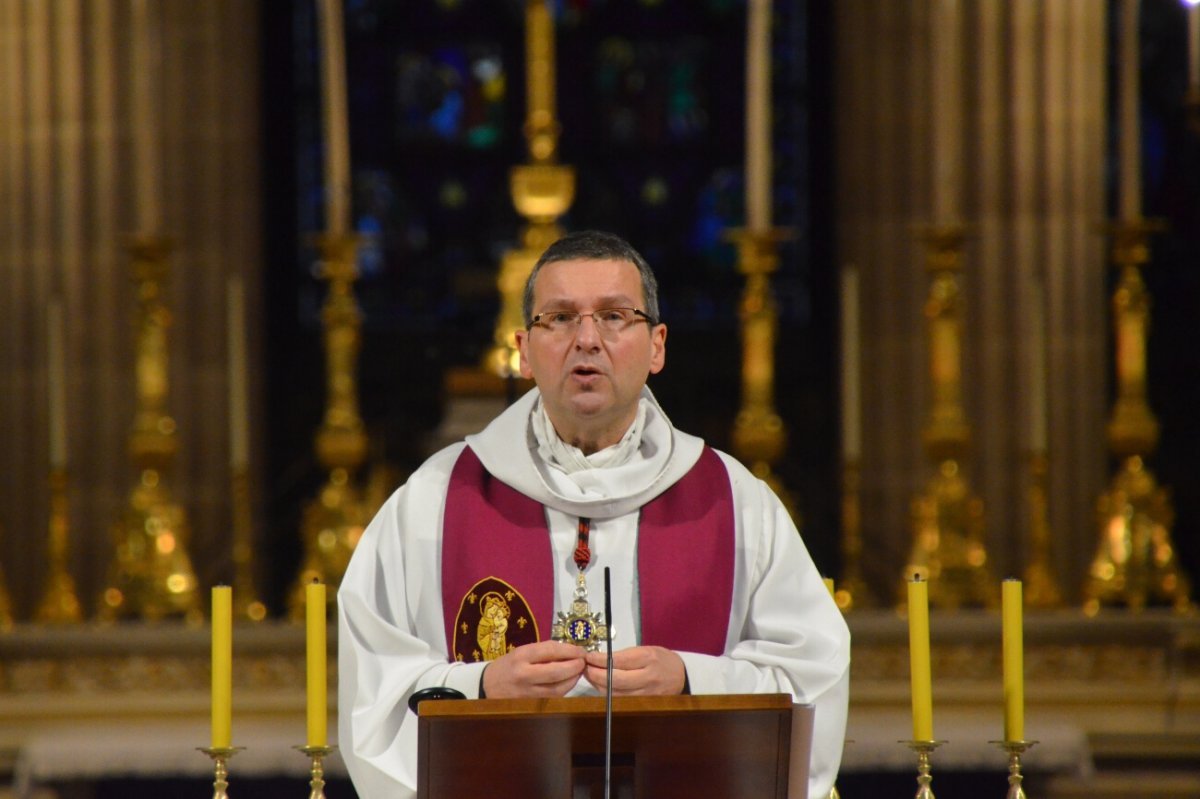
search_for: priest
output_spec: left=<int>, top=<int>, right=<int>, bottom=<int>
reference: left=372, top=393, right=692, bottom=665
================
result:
left=338, top=230, right=850, bottom=798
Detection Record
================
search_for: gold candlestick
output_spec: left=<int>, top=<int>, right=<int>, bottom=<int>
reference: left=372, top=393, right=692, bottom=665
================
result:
left=230, top=467, right=267, bottom=621
left=484, top=0, right=574, bottom=377
left=101, top=236, right=201, bottom=622
left=1085, top=219, right=1191, bottom=613
left=902, top=740, right=946, bottom=799
left=837, top=459, right=873, bottom=609
left=199, top=746, right=244, bottom=799
left=35, top=468, right=83, bottom=623
left=905, top=227, right=994, bottom=609
left=1022, top=452, right=1061, bottom=608
left=991, top=740, right=1037, bottom=799
left=727, top=228, right=795, bottom=511
left=296, top=745, right=337, bottom=799
left=291, top=233, right=369, bottom=617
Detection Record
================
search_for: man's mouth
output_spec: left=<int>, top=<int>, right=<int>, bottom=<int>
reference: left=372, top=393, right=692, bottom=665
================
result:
left=571, top=364, right=602, bottom=380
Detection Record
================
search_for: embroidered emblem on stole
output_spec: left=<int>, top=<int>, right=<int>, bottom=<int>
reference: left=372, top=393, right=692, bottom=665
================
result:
left=451, top=576, right=540, bottom=663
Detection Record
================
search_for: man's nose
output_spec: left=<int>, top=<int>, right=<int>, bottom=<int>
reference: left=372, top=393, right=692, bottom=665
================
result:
left=574, top=314, right=602, bottom=347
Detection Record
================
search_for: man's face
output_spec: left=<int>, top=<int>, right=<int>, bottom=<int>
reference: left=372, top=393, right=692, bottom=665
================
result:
left=515, top=258, right=666, bottom=451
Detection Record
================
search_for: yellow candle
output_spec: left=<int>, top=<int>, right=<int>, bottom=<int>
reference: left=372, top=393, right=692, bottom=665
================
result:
left=211, top=586, right=232, bottom=749
left=823, top=577, right=835, bottom=597
left=306, top=580, right=328, bottom=747
left=907, top=576, right=934, bottom=741
left=1002, top=579, right=1025, bottom=742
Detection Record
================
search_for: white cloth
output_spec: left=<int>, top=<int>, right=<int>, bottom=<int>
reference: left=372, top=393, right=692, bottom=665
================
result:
left=532, top=395, right=647, bottom=473
left=337, top=387, right=851, bottom=799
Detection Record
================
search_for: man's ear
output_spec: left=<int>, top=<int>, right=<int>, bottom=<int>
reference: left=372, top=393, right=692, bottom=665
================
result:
left=648, top=324, right=667, bottom=375
left=514, top=329, right=535, bottom=379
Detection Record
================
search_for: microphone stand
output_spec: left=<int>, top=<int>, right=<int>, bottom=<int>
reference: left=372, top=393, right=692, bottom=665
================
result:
left=604, top=567, right=613, bottom=799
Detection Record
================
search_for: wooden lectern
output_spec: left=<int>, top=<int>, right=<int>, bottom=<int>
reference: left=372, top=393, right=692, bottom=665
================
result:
left=417, top=693, right=813, bottom=799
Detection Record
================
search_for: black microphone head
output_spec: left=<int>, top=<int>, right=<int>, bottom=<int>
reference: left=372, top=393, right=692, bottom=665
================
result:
left=407, top=686, right=466, bottom=714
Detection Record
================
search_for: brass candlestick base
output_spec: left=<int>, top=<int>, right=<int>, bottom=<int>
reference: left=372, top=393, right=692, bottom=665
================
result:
left=198, top=746, right=244, bottom=799
left=901, top=740, right=946, bottom=799
left=837, top=460, right=874, bottom=609
left=1023, top=452, right=1062, bottom=608
left=991, top=740, right=1037, bottom=799
left=36, top=468, right=83, bottom=623
left=1085, top=455, right=1191, bottom=613
left=230, top=467, right=267, bottom=622
left=906, top=459, right=994, bottom=609
left=296, top=745, right=337, bottom=799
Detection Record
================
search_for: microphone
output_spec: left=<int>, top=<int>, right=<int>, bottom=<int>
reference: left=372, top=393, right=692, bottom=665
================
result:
left=604, top=566, right=613, bottom=799
left=407, top=686, right=465, bottom=714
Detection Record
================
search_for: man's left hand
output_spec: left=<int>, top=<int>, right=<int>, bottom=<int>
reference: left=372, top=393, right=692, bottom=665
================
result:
left=582, top=645, right=686, bottom=695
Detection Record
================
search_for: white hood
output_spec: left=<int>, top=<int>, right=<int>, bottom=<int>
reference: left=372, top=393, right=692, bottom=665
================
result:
left=465, top=386, right=705, bottom=520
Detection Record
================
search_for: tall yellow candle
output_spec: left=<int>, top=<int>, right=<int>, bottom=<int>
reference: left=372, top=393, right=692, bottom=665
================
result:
left=226, top=276, right=249, bottom=468
left=306, top=580, right=328, bottom=747
left=1118, top=0, right=1141, bottom=221
left=211, top=586, right=233, bottom=749
left=1189, top=2, right=1200, bottom=94
left=130, top=0, right=162, bottom=234
left=840, top=266, right=862, bottom=461
left=744, top=0, right=772, bottom=231
left=907, top=576, right=934, bottom=741
left=47, top=298, right=68, bottom=469
left=1002, top=579, right=1025, bottom=742
left=317, top=0, right=351, bottom=236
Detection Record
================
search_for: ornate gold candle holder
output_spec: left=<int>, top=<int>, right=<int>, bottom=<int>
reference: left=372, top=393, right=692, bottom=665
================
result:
left=990, top=740, right=1037, bottom=799
left=198, top=746, right=244, bottom=799
left=900, top=740, right=946, bottom=799
left=296, top=745, right=337, bottom=799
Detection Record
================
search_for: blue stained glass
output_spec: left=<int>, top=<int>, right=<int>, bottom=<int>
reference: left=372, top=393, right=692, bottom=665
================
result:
left=395, top=45, right=505, bottom=147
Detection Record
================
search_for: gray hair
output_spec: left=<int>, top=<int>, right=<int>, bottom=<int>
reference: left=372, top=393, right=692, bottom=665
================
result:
left=521, top=230, right=661, bottom=327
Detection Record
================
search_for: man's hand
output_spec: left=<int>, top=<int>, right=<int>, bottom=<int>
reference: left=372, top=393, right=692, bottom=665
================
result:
left=582, top=646, right=686, bottom=696
left=481, top=641, right=587, bottom=698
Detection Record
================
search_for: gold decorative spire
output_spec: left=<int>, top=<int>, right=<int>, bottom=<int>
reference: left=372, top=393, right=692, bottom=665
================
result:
left=484, top=0, right=575, bottom=377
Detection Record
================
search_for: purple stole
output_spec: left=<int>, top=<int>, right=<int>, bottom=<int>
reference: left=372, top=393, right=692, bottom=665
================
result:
left=442, top=445, right=735, bottom=660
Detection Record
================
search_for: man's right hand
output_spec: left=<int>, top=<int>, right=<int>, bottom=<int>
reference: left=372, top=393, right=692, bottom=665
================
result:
left=480, top=641, right=587, bottom=698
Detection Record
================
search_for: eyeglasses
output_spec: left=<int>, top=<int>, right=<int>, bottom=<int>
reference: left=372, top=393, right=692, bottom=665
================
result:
left=528, top=307, right=656, bottom=336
